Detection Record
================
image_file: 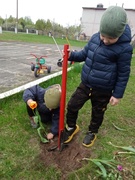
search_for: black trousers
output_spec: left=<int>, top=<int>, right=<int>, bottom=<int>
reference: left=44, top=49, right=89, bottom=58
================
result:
left=26, top=105, right=52, bottom=123
left=66, top=82, right=112, bottom=133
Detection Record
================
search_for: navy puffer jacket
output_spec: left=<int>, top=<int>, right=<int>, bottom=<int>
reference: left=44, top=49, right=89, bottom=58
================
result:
left=69, top=25, right=133, bottom=98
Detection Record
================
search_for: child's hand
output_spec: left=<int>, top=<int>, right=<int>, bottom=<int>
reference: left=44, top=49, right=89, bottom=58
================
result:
left=62, top=48, right=71, bottom=59
left=27, top=99, right=37, bottom=109
left=47, top=132, right=54, bottom=140
left=109, top=96, right=120, bottom=106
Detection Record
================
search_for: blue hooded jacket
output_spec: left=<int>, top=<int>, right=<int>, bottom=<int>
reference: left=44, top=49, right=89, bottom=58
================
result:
left=69, top=25, right=133, bottom=98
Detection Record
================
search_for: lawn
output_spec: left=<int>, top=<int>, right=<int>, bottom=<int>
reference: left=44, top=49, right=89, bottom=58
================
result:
left=0, top=33, right=135, bottom=179
left=0, top=31, right=86, bottom=48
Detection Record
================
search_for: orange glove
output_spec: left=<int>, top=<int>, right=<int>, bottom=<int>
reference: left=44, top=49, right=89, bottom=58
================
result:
left=29, top=101, right=37, bottom=110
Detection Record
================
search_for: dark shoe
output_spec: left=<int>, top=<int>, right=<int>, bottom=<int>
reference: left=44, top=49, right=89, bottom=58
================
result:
left=29, top=116, right=39, bottom=128
left=82, top=132, right=97, bottom=147
left=64, top=125, right=79, bottom=143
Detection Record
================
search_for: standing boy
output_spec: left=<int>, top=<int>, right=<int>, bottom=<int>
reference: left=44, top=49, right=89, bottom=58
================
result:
left=64, top=6, right=133, bottom=147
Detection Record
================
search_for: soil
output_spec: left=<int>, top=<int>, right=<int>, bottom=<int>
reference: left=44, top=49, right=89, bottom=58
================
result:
left=39, top=131, right=91, bottom=179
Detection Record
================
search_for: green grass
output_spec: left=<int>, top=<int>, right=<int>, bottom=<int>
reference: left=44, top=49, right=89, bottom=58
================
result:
left=0, top=34, right=135, bottom=179
left=0, top=31, right=87, bottom=47
left=0, top=60, right=135, bottom=179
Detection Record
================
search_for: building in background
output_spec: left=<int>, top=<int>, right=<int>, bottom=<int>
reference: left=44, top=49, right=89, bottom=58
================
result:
left=81, top=4, right=135, bottom=42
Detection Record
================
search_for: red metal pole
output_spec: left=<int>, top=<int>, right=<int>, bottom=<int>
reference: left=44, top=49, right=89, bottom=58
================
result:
left=58, top=44, right=69, bottom=150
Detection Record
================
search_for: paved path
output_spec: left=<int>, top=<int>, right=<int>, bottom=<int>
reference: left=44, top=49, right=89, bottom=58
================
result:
left=0, top=42, right=66, bottom=93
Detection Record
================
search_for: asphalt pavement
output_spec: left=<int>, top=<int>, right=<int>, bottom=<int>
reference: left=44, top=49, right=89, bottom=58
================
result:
left=0, top=41, right=65, bottom=93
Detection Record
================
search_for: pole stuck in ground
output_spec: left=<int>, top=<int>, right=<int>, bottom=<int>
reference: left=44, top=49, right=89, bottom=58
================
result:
left=58, top=44, right=69, bottom=151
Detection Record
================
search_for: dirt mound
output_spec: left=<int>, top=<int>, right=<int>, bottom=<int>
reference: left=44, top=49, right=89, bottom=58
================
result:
left=40, top=133, right=91, bottom=179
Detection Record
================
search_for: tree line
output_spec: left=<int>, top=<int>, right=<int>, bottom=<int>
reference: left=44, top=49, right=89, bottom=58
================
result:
left=0, top=15, right=82, bottom=40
